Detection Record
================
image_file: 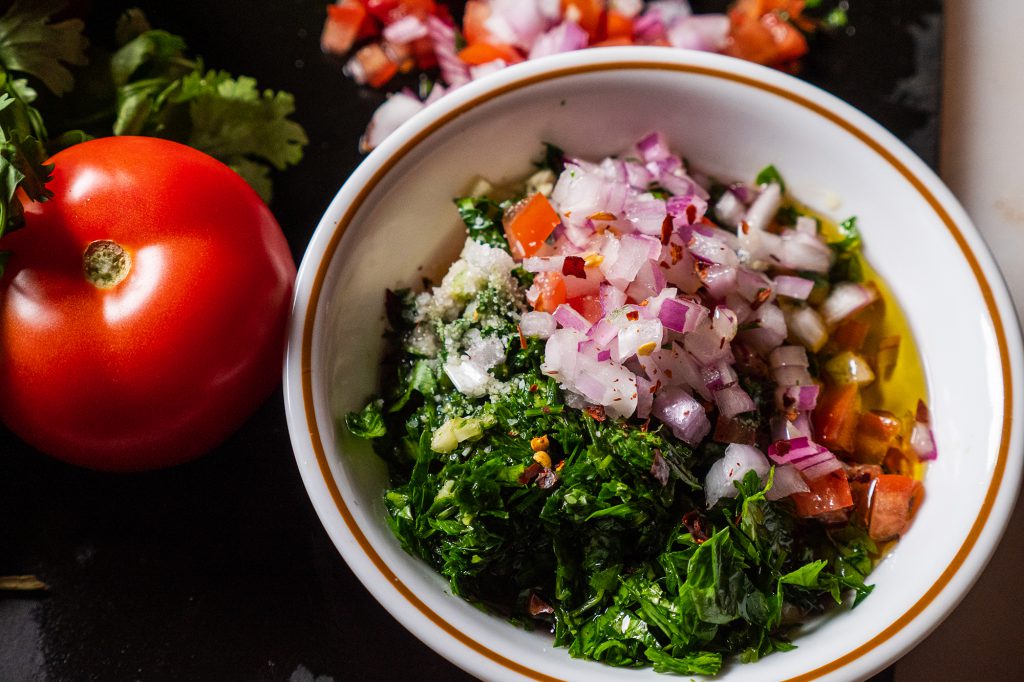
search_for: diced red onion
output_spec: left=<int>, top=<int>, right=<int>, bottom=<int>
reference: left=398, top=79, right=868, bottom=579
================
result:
left=689, top=232, right=738, bottom=266
left=775, top=384, right=820, bottom=411
left=704, top=443, right=770, bottom=508
left=765, top=464, right=811, bottom=501
left=529, top=20, right=589, bottom=58
left=599, top=284, right=627, bottom=314
left=426, top=15, right=470, bottom=88
left=487, top=0, right=547, bottom=49
left=520, top=311, right=557, bottom=339
left=736, top=267, right=774, bottom=303
left=361, top=92, right=424, bottom=151
left=626, top=260, right=666, bottom=301
left=636, top=374, right=655, bottom=420
left=616, top=318, right=664, bottom=362
left=540, top=329, right=584, bottom=381
left=795, top=215, right=818, bottom=234
left=783, top=305, right=828, bottom=352
left=659, top=297, right=704, bottom=333
left=625, top=195, right=668, bottom=236
left=778, top=229, right=833, bottom=273
left=821, top=282, right=879, bottom=327
left=739, top=303, right=786, bottom=355
left=469, top=59, right=508, bottom=81
left=744, top=183, right=782, bottom=232
left=636, top=131, right=672, bottom=164
left=653, top=386, right=710, bottom=445
left=714, top=190, right=744, bottom=227
left=382, top=15, right=428, bottom=43
left=702, top=360, right=738, bottom=391
left=910, top=402, right=938, bottom=460
left=699, top=263, right=738, bottom=299
left=773, top=365, right=814, bottom=386
left=774, top=275, right=815, bottom=300
left=714, top=383, right=755, bottom=418
left=553, top=303, right=592, bottom=333
left=684, top=326, right=731, bottom=365
left=665, top=15, right=730, bottom=51
left=711, top=306, right=739, bottom=341
left=800, top=457, right=844, bottom=481
left=770, top=345, right=809, bottom=368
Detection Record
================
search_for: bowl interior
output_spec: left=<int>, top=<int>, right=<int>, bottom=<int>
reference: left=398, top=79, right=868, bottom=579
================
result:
left=293, top=50, right=1020, bottom=681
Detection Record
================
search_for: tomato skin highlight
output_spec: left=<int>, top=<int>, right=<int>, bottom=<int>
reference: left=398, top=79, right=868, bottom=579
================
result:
left=530, top=272, right=567, bottom=313
left=812, top=383, right=861, bottom=453
left=790, top=469, right=854, bottom=518
left=0, top=137, right=296, bottom=471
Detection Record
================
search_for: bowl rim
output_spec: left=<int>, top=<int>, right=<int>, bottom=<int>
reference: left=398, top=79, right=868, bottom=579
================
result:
left=284, top=46, right=1023, bottom=681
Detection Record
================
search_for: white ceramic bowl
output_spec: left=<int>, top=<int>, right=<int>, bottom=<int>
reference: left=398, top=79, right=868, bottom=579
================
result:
left=284, top=47, right=1023, bottom=681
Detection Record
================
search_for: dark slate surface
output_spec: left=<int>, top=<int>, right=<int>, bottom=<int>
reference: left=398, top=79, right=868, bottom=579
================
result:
left=0, top=1, right=942, bottom=680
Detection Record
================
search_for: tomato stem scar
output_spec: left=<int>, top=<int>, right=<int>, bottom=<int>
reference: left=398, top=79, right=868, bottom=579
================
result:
left=83, top=240, right=131, bottom=289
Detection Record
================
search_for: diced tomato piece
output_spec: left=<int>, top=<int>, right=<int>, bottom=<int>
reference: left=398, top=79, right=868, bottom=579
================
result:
left=561, top=0, right=603, bottom=41
left=397, top=0, right=436, bottom=18
left=463, top=1, right=494, bottom=45
left=759, top=11, right=808, bottom=63
left=365, top=0, right=399, bottom=22
left=504, top=193, right=561, bottom=260
left=346, top=42, right=398, bottom=87
left=568, top=294, right=603, bottom=325
left=603, top=10, right=634, bottom=41
left=725, top=0, right=808, bottom=68
left=321, top=1, right=369, bottom=55
left=812, top=383, right=861, bottom=453
left=832, top=318, right=870, bottom=352
left=854, top=410, right=902, bottom=464
left=883, top=446, right=917, bottom=477
left=457, top=41, right=523, bottom=66
left=867, top=474, right=923, bottom=542
left=530, top=273, right=567, bottom=313
left=791, top=469, right=854, bottom=518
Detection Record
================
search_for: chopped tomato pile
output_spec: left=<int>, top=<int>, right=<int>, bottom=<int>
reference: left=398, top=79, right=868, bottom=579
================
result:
left=322, top=1, right=839, bottom=150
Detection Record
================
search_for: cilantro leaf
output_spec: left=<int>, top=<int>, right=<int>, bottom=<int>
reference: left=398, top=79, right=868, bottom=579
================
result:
left=0, top=0, right=88, bottom=97
left=105, top=27, right=307, bottom=202
left=183, top=71, right=307, bottom=173
left=755, top=164, right=786, bottom=192
left=454, top=196, right=508, bottom=250
left=346, top=400, right=388, bottom=439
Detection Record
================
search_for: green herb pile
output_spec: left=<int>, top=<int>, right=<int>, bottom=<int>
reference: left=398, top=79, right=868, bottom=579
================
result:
left=348, top=181, right=877, bottom=676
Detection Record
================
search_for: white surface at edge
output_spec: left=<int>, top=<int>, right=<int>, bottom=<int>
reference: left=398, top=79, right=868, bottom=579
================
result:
left=894, top=1, right=1024, bottom=680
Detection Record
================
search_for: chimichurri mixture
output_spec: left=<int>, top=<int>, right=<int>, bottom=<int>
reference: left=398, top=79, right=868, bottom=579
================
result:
left=348, top=134, right=932, bottom=675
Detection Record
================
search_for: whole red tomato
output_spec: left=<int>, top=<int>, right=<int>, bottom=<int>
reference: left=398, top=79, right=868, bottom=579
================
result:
left=0, top=137, right=296, bottom=471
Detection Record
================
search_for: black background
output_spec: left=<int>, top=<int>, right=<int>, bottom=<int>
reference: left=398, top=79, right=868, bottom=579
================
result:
left=0, top=1, right=942, bottom=680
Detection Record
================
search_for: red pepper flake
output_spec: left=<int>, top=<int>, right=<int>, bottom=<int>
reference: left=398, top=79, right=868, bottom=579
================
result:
left=773, top=439, right=792, bottom=456
left=517, top=324, right=528, bottom=350
left=529, top=383, right=539, bottom=393
left=739, top=220, right=750, bottom=235
left=669, top=242, right=684, bottom=264
left=626, top=310, right=640, bottom=321
left=660, top=214, right=673, bottom=245
left=562, top=255, right=587, bottom=279
left=685, top=204, right=698, bottom=224
left=751, top=287, right=772, bottom=310
left=528, top=592, right=554, bottom=616
left=542, top=406, right=551, bottom=414
left=585, top=405, right=606, bottom=422
left=682, top=510, right=709, bottom=544
left=518, top=461, right=543, bottom=485
left=639, top=418, right=651, bottom=432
